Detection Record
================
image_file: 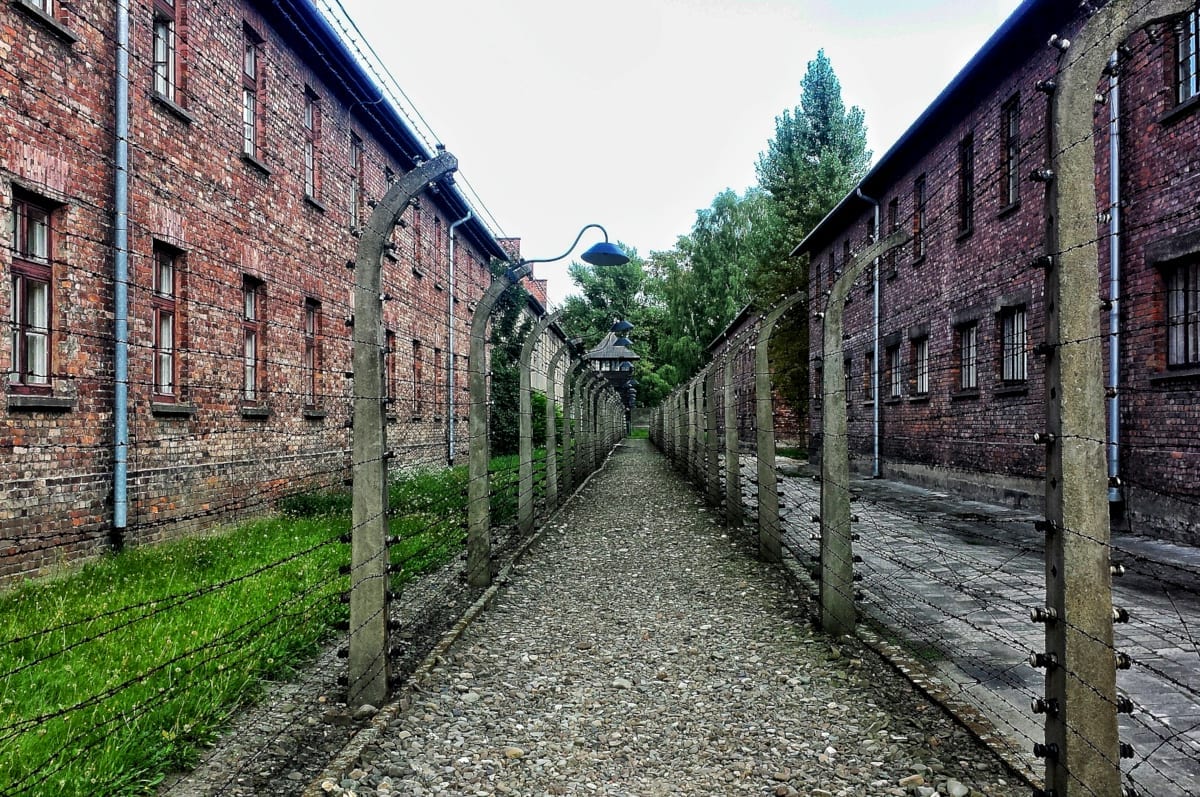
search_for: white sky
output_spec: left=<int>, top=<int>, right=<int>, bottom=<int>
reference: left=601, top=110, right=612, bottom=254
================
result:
left=335, top=0, right=1025, bottom=305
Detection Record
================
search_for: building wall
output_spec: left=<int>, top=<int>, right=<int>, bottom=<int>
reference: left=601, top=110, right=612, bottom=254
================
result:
left=1, top=0, right=500, bottom=583
left=806, top=7, right=1200, bottom=543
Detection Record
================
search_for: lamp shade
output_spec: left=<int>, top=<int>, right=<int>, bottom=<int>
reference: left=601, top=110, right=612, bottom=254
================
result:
left=611, top=319, right=634, bottom=333
left=614, top=336, right=633, bottom=348
left=581, top=241, right=630, bottom=267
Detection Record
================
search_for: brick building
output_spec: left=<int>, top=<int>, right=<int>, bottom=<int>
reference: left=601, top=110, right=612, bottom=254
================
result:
left=1, top=0, right=524, bottom=582
left=802, top=0, right=1200, bottom=544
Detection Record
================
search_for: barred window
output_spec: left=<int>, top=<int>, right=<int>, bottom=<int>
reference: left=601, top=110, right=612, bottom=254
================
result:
left=1001, top=95, right=1021, bottom=207
left=1167, top=261, right=1200, bottom=366
left=1178, top=7, right=1199, bottom=104
left=913, top=337, right=929, bottom=395
left=959, top=324, right=978, bottom=390
left=152, top=244, right=179, bottom=398
left=10, top=195, right=53, bottom=389
left=1001, top=306, right=1027, bottom=382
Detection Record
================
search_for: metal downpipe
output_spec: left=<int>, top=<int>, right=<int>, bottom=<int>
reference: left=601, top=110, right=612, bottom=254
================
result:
left=112, top=0, right=131, bottom=542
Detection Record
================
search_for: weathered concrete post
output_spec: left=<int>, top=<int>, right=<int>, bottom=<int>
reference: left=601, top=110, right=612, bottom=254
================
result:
left=519, top=310, right=561, bottom=535
left=568, top=366, right=587, bottom=489
left=350, top=152, right=457, bottom=707
left=755, top=292, right=806, bottom=563
left=820, top=231, right=905, bottom=636
left=723, top=349, right=743, bottom=528
left=1038, top=5, right=1187, bottom=793
left=705, top=364, right=721, bottom=505
left=545, top=342, right=568, bottom=512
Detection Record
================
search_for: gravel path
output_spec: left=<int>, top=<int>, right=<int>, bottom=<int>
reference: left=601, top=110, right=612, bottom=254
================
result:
left=323, top=439, right=1026, bottom=796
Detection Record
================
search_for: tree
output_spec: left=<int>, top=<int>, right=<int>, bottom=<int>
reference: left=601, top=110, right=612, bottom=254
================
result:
left=753, top=49, right=871, bottom=427
left=487, top=260, right=533, bottom=456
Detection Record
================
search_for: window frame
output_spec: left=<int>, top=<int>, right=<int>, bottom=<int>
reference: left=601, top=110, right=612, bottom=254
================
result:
left=1001, top=95, right=1021, bottom=209
left=241, top=276, right=264, bottom=404
left=887, top=197, right=899, bottom=272
left=303, top=87, right=320, bottom=199
left=349, top=132, right=363, bottom=228
left=241, top=26, right=263, bottom=159
left=864, top=351, right=875, bottom=401
left=151, top=244, right=180, bottom=400
left=958, top=132, right=975, bottom=236
left=959, top=323, right=979, bottom=391
left=1167, top=260, right=1200, bottom=367
left=10, top=194, right=54, bottom=393
left=1000, top=305, right=1028, bottom=382
left=1178, top=7, right=1200, bottom=105
left=912, top=175, right=927, bottom=261
left=411, top=338, right=425, bottom=419
left=887, top=345, right=902, bottom=399
left=913, top=337, right=930, bottom=396
left=152, top=0, right=181, bottom=103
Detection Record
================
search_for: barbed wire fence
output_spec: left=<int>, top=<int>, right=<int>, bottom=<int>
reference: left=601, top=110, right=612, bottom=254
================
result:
left=653, top=3, right=1200, bottom=795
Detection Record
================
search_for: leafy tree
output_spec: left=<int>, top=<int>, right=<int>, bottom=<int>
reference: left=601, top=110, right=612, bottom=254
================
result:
left=753, top=49, right=871, bottom=423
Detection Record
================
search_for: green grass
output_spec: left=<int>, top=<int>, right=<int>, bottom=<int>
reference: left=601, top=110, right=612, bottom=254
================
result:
left=628, top=427, right=649, bottom=439
left=0, top=453, right=543, bottom=796
left=775, top=446, right=807, bottom=460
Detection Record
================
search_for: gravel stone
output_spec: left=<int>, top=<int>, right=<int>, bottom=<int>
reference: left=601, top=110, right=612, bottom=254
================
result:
left=329, top=440, right=1026, bottom=796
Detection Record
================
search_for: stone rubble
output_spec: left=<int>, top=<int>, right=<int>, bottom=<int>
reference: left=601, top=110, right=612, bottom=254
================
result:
left=321, top=440, right=1027, bottom=796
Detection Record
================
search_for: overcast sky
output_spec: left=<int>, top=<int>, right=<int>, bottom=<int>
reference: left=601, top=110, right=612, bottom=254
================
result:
left=332, top=0, right=1025, bottom=304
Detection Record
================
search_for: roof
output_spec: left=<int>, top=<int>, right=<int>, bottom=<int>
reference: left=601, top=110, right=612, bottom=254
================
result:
left=792, top=0, right=1078, bottom=258
left=584, top=332, right=641, bottom=362
left=261, top=0, right=510, bottom=263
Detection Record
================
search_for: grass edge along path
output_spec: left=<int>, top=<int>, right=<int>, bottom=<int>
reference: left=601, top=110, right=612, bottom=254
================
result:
left=0, top=451, right=547, bottom=797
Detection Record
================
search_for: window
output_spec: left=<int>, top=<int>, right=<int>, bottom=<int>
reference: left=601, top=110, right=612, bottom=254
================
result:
left=152, top=245, right=179, bottom=398
left=912, top=175, right=926, bottom=261
left=411, top=203, right=423, bottom=266
left=241, top=26, right=262, bottom=158
left=1001, top=306, right=1028, bottom=381
left=843, top=359, right=852, bottom=403
left=435, top=217, right=444, bottom=266
left=864, top=352, right=875, bottom=400
left=887, top=345, right=902, bottom=398
left=303, top=299, right=320, bottom=407
left=412, top=339, right=425, bottom=418
left=1002, top=95, right=1021, bottom=207
left=152, top=0, right=181, bottom=102
left=303, top=88, right=319, bottom=198
left=887, top=197, right=899, bottom=271
left=1167, top=261, right=1200, bottom=366
left=349, top=133, right=363, bottom=228
left=959, top=323, right=979, bottom=390
left=1179, top=8, right=1199, bottom=104
left=10, top=196, right=53, bottom=389
left=242, top=277, right=263, bottom=402
left=28, top=0, right=53, bottom=11
left=958, top=133, right=974, bottom=236
left=384, top=330, right=396, bottom=405
left=433, top=346, right=443, bottom=418
left=913, top=338, right=929, bottom=395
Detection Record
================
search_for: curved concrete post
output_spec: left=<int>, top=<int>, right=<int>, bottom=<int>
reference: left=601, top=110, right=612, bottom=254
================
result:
left=724, top=348, right=743, bottom=528
left=1040, top=5, right=1189, bottom=793
left=569, top=366, right=589, bottom=488
left=755, top=292, right=806, bottom=562
left=820, top=230, right=906, bottom=635
left=350, top=151, right=458, bottom=708
left=705, top=363, right=721, bottom=505
left=519, top=310, right=561, bottom=535
left=689, top=377, right=702, bottom=485
left=467, top=262, right=533, bottom=588
left=545, top=342, right=569, bottom=511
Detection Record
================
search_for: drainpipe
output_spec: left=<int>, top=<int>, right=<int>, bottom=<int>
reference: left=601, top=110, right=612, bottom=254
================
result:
left=856, top=188, right=881, bottom=478
left=447, top=211, right=472, bottom=464
left=112, top=0, right=131, bottom=544
left=1107, top=51, right=1122, bottom=504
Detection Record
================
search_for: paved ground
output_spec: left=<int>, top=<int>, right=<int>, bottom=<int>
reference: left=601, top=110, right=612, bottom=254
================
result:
left=759, top=462, right=1200, bottom=797
left=317, top=439, right=1027, bottom=796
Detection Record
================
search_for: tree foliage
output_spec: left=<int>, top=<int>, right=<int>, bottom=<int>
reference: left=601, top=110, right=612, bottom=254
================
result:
left=487, top=260, right=533, bottom=456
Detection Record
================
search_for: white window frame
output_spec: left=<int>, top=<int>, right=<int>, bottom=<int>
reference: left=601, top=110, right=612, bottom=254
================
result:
left=1001, top=306, right=1028, bottom=382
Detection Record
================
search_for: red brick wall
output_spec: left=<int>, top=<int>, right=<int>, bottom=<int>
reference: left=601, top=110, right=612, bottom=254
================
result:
left=807, top=9, right=1200, bottom=543
left=1, top=0, right=499, bottom=583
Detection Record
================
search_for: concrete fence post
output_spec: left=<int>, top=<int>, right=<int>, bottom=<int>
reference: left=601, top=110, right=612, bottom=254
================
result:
left=1038, top=5, right=1187, bottom=793
left=820, top=231, right=906, bottom=636
left=755, top=292, right=806, bottom=563
left=349, top=152, right=458, bottom=707
left=705, top=364, right=721, bottom=505
left=545, top=343, right=568, bottom=512
left=519, top=310, right=561, bottom=535
left=723, top=349, right=743, bottom=528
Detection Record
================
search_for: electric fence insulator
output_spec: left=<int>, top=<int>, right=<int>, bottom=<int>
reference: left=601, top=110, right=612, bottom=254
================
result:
left=1033, top=432, right=1057, bottom=445
left=1033, top=742, right=1060, bottom=759
left=1119, top=742, right=1135, bottom=759
left=1036, top=78, right=1058, bottom=93
left=1116, top=695, right=1135, bottom=714
left=1031, top=606, right=1058, bottom=623
left=1048, top=34, right=1071, bottom=50
left=1116, top=652, right=1132, bottom=669
left=1030, top=168, right=1056, bottom=183
left=1031, top=698, right=1060, bottom=716
left=1112, top=606, right=1130, bottom=623
left=1111, top=562, right=1126, bottom=577
left=1029, top=651, right=1059, bottom=669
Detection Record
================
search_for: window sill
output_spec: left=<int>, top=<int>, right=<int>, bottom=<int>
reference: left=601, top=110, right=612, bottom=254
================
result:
left=434, top=281, right=445, bottom=291
left=241, top=405, right=271, bottom=419
left=911, top=254, right=926, bottom=268
left=152, top=92, right=193, bottom=124
left=956, top=227, right=974, bottom=242
left=304, top=194, right=326, bottom=213
left=386, top=413, right=398, bottom=424
left=7, top=393, right=74, bottom=412
left=884, top=267, right=899, bottom=281
left=862, top=400, right=875, bottom=407
left=907, top=393, right=930, bottom=404
left=883, top=397, right=903, bottom=406
left=1158, top=94, right=1200, bottom=126
left=302, top=408, right=327, bottom=420
left=12, top=0, right=78, bottom=44
left=1149, top=366, right=1200, bottom=385
left=240, top=152, right=272, bottom=176
left=951, top=388, right=980, bottom=401
left=152, top=401, right=196, bottom=417
left=998, top=200, right=1021, bottom=219
left=994, top=383, right=1028, bottom=397
left=412, top=266, right=425, bottom=279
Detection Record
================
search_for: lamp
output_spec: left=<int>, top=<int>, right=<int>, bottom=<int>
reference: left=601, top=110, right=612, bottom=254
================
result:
left=508, top=223, right=629, bottom=281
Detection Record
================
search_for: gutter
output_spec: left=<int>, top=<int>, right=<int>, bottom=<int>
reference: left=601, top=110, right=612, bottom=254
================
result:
left=112, top=0, right=131, bottom=545
left=447, top=210, right=472, bottom=465
left=1107, top=52, right=1122, bottom=504
left=856, top=188, right=882, bottom=479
